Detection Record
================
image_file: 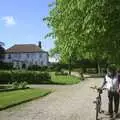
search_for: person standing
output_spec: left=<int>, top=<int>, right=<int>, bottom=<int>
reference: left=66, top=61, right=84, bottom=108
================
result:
left=100, top=64, right=120, bottom=119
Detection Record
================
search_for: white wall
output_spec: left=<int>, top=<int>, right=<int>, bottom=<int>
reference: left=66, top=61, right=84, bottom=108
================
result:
left=4, top=52, right=48, bottom=67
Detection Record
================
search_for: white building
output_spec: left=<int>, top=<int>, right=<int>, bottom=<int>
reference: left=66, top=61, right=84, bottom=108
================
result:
left=4, top=42, right=48, bottom=69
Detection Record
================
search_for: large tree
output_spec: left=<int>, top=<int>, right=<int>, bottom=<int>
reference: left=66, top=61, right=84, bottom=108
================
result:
left=45, top=0, right=120, bottom=74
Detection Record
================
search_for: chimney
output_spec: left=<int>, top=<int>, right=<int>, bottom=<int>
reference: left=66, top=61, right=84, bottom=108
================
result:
left=38, top=41, right=41, bottom=48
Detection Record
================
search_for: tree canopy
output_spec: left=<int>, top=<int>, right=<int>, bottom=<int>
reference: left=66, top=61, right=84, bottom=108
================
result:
left=45, top=0, right=120, bottom=65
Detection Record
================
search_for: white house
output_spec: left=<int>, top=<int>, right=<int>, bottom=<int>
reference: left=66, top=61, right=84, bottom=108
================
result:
left=4, top=42, right=48, bottom=69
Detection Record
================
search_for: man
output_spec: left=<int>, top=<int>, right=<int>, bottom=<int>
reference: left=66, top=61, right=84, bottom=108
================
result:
left=100, top=64, right=120, bottom=119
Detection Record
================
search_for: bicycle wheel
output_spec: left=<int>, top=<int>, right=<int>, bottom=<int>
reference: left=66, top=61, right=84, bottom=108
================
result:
left=98, top=96, right=101, bottom=113
left=96, top=102, right=99, bottom=120
left=98, top=104, right=101, bottom=113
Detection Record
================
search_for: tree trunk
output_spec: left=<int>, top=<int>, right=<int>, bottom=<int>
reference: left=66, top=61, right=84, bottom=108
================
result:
left=97, top=62, right=101, bottom=75
left=80, top=68, right=84, bottom=80
left=68, top=57, right=71, bottom=75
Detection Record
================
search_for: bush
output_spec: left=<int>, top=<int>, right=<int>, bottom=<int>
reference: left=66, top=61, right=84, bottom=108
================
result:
left=48, top=63, right=69, bottom=72
left=0, top=71, right=11, bottom=83
left=12, top=81, right=19, bottom=89
left=55, top=70, right=68, bottom=76
left=0, top=62, right=13, bottom=70
left=28, top=65, right=48, bottom=71
left=19, top=81, right=28, bottom=89
left=0, top=71, right=51, bottom=84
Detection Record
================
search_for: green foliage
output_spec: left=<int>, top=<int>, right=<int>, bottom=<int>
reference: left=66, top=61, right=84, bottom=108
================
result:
left=0, top=62, right=13, bottom=70
left=0, top=42, right=5, bottom=61
left=107, top=64, right=117, bottom=72
left=48, top=63, right=68, bottom=72
left=11, top=81, right=19, bottom=89
left=55, top=69, right=68, bottom=76
left=50, top=72, right=80, bottom=85
left=0, top=71, right=11, bottom=84
left=49, top=47, right=59, bottom=57
left=11, top=81, right=28, bottom=89
left=0, top=71, right=51, bottom=84
left=0, top=88, right=51, bottom=110
left=45, top=0, right=120, bottom=66
left=19, top=81, right=28, bottom=89
left=0, top=85, right=11, bottom=90
left=28, top=65, right=48, bottom=71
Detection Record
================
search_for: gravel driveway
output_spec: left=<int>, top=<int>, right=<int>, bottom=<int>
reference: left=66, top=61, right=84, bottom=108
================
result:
left=0, top=77, right=118, bottom=120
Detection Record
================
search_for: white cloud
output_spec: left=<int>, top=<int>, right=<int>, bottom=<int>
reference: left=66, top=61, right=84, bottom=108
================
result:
left=1, top=16, right=16, bottom=26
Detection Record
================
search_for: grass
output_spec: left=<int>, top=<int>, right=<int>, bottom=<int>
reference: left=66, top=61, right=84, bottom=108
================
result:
left=0, top=88, right=51, bottom=110
left=0, top=85, right=11, bottom=89
left=50, top=72, right=80, bottom=85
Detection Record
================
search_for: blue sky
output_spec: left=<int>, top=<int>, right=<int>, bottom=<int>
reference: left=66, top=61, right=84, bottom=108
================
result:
left=0, top=0, right=55, bottom=51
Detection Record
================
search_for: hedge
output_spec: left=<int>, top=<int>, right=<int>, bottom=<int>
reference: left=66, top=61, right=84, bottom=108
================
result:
left=0, top=71, right=51, bottom=84
left=28, top=65, right=48, bottom=71
left=0, top=62, right=13, bottom=70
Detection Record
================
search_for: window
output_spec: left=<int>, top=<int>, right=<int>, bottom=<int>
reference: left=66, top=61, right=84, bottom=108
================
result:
left=8, top=54, right=11, bottom=59
left=39, top=54, right=42, bottom=58
left=27, top=53, right=29, bottom=58
left=18, top=54, right=21, bottom=59
left=41, top=61, right=43, bottom=65
left=14, top=54, right=17, bottom=58
left=35, top=61, right=37, bottom=65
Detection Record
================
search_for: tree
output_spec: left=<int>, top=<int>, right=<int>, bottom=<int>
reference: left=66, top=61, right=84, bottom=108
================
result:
left=44, top=0, right=84, bottom=74
left=0, top=42, right=5, bottom=61
left=45, top=0, right=120, bottom=75
left=81, top=0, right=120, bottom=69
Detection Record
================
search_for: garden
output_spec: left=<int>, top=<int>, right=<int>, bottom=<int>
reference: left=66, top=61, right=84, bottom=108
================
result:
left=0, top=68, right=80, bottom=110
left=0, top=88, right=51, bottom=110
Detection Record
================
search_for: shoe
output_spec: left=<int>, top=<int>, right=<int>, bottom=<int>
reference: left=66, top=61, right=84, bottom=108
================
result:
left=110, top=114, right=113, bottom=118
left=113, top=113, right=118, bottom=119
left=105, top=112, right=112, bottom=116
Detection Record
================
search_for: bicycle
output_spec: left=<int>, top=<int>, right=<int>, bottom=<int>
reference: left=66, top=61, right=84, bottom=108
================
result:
left=90, top=86, right=104, bottom=120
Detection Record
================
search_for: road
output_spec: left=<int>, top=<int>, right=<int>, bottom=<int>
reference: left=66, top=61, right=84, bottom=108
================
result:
left=0, top=77, right=118, bottom=120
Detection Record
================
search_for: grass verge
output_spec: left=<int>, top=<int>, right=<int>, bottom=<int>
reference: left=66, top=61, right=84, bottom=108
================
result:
left=50, top=72, right=80, bottom=85
left=0, top=88, right=51, bottom=110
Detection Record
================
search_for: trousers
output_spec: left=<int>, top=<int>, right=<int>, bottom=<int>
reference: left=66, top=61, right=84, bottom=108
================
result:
left=108, top=91, right=119, bottom=114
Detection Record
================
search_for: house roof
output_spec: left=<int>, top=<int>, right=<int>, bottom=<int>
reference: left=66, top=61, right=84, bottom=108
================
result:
left=6, top=44, right=46, bottom=53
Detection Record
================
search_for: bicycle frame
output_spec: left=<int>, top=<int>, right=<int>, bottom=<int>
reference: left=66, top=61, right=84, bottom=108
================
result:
left=91, top=86, right=103, bottom=120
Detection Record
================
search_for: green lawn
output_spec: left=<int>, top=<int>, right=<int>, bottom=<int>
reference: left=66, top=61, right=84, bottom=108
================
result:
left=50, top=72, right=80, bottom=85
left=0, top=88, right=51, bottom=110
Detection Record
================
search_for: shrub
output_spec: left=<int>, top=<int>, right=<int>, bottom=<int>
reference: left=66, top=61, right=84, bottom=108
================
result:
left=0, top=71, right=51, bottom=84
left=48, top=63, right=69, bottom=72
left=12, top=81, right=19, bottom=89
left=19, top=81, right=28, bottom=89
left=28, top=65, right=40, bottom=70
left=55, top=70, right=68, bottom=76
left=28, top=65, right=48, bottom=71
left=0, top=71, right=11, bottom=83
left=0, top=62, right=13, bottom=70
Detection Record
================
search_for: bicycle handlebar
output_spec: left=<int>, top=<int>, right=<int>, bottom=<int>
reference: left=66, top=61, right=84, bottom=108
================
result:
left=90, top=86, right=106, bottom=90
left=90, top=86, right=106, bottom=93
left=90, top=86, right=99, bottom=90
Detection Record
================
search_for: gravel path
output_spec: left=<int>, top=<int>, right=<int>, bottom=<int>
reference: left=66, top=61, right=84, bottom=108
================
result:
left=0, top=77, right=117, bottom=120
